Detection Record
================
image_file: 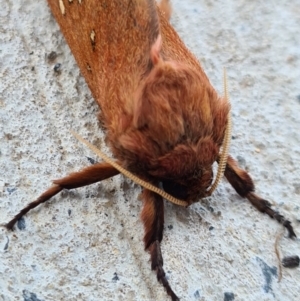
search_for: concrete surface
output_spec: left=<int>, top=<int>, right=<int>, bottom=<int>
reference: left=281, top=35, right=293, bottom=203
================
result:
left=0, top=1, right=299, bottom=300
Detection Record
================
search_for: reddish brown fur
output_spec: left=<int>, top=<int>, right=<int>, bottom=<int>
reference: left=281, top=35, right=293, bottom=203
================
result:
left=112, top=33, right=229, bottom=202
left=5, top=1, right=296, bottom=301
left=45, top=1, right=229, bottom=201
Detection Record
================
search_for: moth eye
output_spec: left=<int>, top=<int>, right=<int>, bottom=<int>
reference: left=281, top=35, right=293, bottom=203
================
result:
left=162, top=180, right=188, bottom=200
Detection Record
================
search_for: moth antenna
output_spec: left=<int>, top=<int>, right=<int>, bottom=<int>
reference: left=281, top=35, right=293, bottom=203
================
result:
left=206, top=68, right=232, bottom=196
left=71, top=131, right=188, bottom=207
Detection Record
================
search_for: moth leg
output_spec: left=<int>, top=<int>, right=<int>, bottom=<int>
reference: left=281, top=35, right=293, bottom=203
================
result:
left=5, top=162, right=119, bottom=230
left=224, top=155, right=296, bottom=238
left=141, top=189, right=179, bottom=301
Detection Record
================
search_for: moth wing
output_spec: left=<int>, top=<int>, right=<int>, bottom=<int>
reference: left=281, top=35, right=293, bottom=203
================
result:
left=47, top=0, right=160, bottom=123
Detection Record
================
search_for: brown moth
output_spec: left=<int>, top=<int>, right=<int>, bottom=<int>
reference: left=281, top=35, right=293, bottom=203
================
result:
left=5, top=0, right=296, bottom=300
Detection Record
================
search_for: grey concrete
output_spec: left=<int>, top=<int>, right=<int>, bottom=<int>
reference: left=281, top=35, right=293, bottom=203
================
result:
left=1, top=1, right=299, bottom=300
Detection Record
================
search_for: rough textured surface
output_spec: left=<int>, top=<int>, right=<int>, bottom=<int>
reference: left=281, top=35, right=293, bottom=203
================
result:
left=1, top=1, right=299, bottom=300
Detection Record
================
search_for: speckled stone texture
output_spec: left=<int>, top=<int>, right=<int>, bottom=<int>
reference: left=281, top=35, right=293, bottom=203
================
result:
left=1, top=1, right=299, bottom=300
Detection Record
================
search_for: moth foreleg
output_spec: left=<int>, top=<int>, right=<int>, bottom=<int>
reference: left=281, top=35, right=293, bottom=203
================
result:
left=5, top=162, right=119, bottom=230
left=224, top=155, right=296, bottom=238
left=141, top=189, right=179, bottom=301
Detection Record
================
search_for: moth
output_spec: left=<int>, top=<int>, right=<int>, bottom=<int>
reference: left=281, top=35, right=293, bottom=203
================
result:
left=5, top=1, right=296, bottom=300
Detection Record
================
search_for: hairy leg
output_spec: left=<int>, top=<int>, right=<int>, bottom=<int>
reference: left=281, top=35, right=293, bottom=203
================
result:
left=5, top=162, right=119, bottom=230
left=225, top=155, right=296, bottom=238
left=141, top=189, right=179, bottom=301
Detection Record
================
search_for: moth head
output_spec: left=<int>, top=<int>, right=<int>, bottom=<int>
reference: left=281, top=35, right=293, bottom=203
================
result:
left=117, top=35, right=230, bottom=204
left=148, top=138, right=219, bottom=202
